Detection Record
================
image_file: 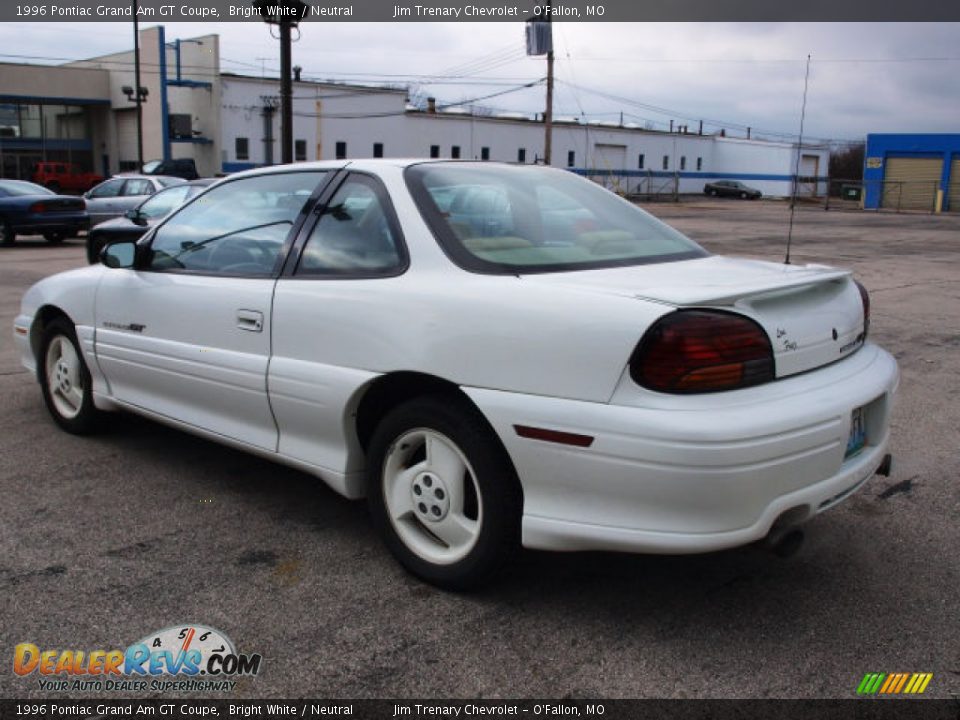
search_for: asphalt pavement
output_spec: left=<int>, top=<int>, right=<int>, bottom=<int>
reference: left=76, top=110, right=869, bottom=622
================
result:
left=1, top=200, right=957, bottom=699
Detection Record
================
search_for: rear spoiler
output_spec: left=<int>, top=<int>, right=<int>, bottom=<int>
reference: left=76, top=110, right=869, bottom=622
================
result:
left=634, top=267, right=852, bottom=307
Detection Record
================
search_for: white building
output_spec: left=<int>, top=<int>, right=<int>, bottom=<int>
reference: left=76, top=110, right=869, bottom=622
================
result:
left=0, top=27, right=828, bottom=198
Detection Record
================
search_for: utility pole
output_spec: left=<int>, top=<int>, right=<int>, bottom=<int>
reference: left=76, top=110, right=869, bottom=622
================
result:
left=132, top=0, right=144, bottom=169
left=525, top=4, right=554, bottom=165
left=279, top=20, right=293, bottom=164
left=253, top=0, right=309, bottom=165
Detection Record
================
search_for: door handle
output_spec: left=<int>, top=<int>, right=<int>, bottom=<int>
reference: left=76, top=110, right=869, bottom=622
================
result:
left=236, top=309, right=264, bottom=332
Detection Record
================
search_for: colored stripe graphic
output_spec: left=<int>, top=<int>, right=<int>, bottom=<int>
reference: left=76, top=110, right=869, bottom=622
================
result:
left=857, top=672, right=932, bottom=695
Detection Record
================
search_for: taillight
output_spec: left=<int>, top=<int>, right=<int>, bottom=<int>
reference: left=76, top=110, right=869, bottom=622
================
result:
left=630, top=310, right=774, bottom=394
left=29, top=202, right=47, bottom=213
left=854, top=280, right=870, bottom=339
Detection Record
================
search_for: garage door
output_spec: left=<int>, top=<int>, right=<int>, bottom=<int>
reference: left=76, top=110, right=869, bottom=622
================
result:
left=591, top=144, right=626, bottom=191
left=881, top=157, right=942, bottom=211
left=798, top=154, right=819, bottom=197
left=115, top=109, right=138, bottom=170
left=947, top=156, right=960, bottom=212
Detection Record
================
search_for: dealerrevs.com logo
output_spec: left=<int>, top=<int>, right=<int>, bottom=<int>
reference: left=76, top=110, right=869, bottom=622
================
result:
left=13, top=625, right=261, bottom=692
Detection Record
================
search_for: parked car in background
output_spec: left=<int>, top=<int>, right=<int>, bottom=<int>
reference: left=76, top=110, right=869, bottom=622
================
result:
left=14, top=160, right=898, bottom=589
left=31, top=162, right=104, bottom=194
left=142, top=158, right=199, bottom=181
left=704, top=180, right=762, bottom=199
left=86, top=178, right=215, bottom=263
left=0, top=179, right=88, bottom=245
left=84, top=175, right=184, bottom=227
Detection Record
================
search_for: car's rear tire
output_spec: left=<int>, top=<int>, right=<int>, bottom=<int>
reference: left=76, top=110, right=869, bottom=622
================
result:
left=0, top=220, right=14, bottom=246
left=38, top=319, right=103, bottom=435
left=366, top=395, right=522, bottom=590
left=44, top=232, right=65, bottom=244
left=740, top=191, right=748, bottom=199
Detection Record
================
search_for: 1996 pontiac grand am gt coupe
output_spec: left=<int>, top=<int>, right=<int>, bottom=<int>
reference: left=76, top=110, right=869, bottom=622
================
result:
left=14, top=160, right=899, bottom=589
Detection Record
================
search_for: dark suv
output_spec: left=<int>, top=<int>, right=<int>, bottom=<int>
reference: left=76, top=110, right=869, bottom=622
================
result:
left=142, top=158, right=199, bottom=181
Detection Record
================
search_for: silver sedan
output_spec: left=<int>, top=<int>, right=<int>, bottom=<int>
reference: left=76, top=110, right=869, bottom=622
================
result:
left=83, top=174, right=184, bottom=227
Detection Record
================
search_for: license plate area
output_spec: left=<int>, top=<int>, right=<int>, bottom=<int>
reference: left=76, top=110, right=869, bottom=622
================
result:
left=845, top=406, right=867, bottom=459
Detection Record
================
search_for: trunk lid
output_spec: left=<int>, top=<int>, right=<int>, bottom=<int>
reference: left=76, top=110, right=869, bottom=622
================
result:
left=523, top=255, right=867, bottom=378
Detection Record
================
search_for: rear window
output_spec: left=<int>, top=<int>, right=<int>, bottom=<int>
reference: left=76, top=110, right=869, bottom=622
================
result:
left=406, top=163, right=706, bottom=274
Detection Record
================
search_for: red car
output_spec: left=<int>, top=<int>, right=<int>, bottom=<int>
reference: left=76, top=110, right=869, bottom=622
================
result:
left=31, top=162, right=104, bottom=194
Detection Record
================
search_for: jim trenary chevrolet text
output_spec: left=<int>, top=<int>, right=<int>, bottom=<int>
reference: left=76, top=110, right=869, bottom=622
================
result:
left=14, top=160, right=898, bottom=589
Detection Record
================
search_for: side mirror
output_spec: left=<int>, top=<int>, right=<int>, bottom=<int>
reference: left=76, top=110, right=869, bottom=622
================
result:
left=124, top=208, right=147, bottom=225
left=100, top=241, right=137, bottom=269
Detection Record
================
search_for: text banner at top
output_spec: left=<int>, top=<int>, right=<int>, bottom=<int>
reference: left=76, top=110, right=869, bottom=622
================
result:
left=4, top=0, right=960, bottom=22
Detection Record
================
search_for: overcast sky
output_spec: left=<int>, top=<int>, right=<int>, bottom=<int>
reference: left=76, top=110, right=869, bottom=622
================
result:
left=2, top=22, right=958, bottom=143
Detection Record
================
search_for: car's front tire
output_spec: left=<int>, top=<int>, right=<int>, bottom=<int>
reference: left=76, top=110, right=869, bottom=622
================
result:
left=38, top=319, right=103, bottom=434
left=366, top=395, right=522, bottom=590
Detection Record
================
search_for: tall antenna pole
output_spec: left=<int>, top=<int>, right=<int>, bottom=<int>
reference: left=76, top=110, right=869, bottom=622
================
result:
left=785, top=54, right=811, bottom=265
left=543, top=0, right=554, bottom=165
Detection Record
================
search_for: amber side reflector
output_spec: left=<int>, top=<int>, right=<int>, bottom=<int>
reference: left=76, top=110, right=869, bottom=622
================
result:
left=514, top=425, right=594, bottom=447
left=14, top=326, right=28, bottom=335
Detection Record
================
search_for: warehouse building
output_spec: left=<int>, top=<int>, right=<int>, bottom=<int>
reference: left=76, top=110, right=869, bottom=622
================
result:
left=862, top=134, right=960, bottom=212
left=1, top=27, right=828, bottom=198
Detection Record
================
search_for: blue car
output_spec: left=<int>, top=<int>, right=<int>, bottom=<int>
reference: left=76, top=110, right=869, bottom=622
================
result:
left=0, top=179, right=89, bottom=245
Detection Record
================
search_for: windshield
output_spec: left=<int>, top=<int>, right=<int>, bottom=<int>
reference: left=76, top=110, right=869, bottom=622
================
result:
left=0, top=180, right=55, bottom=197
left=406, top=163, right=707, bottom=274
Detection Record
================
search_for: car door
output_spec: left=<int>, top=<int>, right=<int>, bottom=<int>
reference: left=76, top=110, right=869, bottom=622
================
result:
left=270, top=172, right=409, bottom=484
left=112, top=177, right=155, bottom=218
left=85, top=178, right=126, bottom=225
left=95, top=170, right=330, bottom=450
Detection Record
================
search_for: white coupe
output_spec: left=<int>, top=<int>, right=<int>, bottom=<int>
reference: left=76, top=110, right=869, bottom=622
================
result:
left=13, top=160, right=899, bottom=588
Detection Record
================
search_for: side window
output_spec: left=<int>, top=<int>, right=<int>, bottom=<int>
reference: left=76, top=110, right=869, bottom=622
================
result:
left=89, top=178, right=124, bottom=198
left=122, top=178, right=153, bottom=196
left=139, top=185, right=190, bottom=219
left=148, top=171, right=327, bottom=276
left=297, top=174, right=404, bottom=276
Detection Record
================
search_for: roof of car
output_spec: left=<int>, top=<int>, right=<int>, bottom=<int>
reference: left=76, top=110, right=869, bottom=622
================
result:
left=223, top=158, right=567, bottom=182
left=112, top=173, right=186, bottom=182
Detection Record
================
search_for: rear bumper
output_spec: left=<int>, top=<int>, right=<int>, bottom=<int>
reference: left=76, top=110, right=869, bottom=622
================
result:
left=465, top=343, right=899, bottom=554
left=12, top=214, right=89, bottom=234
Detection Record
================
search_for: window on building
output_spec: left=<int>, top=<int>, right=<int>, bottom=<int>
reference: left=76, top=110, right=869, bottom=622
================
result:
left=235, top=137, right=249, bottom=161
left=295, top=139, right=307, bottom=162
left=662, top=155, right=669, bottom=170
left=373, top=142, right=384, bottom=158
left=638, top=154, right=645, bottom=169
left=430, top=145, right=440, bottom=159
left=335, top=141, right=347, bottom=160
left=697, top=157, right=703, bottom=171
left=451, top=146, right=461, bottom=159
left=680, top=156, right=687, bottom=171
left=517, top=148, right=526, bottom=163
left=481, top=147, right=490, bottom=161
left=568, top=150, right=576, bottom=167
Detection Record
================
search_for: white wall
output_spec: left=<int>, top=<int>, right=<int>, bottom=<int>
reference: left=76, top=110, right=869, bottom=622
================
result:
left=216, top=75, right=826, bottom=198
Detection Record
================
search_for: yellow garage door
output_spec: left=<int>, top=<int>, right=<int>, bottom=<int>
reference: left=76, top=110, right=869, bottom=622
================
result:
left=881, top=157, right=942, bottom=211
left=948, top=156, right=960, bottom=212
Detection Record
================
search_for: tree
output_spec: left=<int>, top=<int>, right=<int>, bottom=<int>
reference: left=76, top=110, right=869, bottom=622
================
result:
left=829, top=143, right=865, bottom=180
